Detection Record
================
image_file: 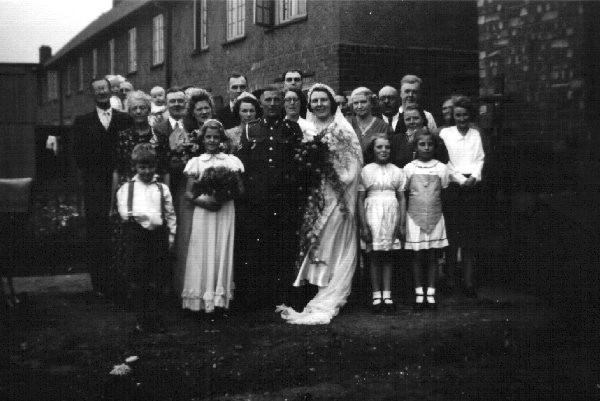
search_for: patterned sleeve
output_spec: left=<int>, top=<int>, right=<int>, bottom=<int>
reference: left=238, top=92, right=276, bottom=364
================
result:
left=183, top=157, right=199, bottom=178
left=154, top=134, right=171, bottom=176
left=115, top=130, right=129, bottom=175
left=228, top=155, right=245, bottom=173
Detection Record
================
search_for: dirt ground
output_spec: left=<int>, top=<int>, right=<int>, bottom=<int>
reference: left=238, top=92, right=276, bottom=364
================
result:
left=2, top=276, right=599, bottom=401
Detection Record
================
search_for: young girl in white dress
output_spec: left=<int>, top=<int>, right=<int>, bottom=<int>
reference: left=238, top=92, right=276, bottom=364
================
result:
left=181, top=119, right=244, bottom=314
left=357, top=135, right=406, bottom=313
left=404, top=129, right=450, bottom=310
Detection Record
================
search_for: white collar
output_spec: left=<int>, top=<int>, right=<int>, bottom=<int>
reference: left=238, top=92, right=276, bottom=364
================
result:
left=169, top=116, right=182, bottom=129
left=383, top=112, right=399, bottom=121
left=131, top=174, right=158, bottom=183
left=199, top=152, right=226, bottom=161
left=96, top=106, right=112, bottom=115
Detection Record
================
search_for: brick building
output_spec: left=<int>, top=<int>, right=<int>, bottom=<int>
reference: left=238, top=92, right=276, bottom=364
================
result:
left=477, top=0, right=599, bottom=193
left=38, top=0, right=479, bottom=127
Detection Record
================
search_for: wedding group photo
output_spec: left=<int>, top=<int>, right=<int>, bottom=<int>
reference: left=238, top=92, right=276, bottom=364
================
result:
left=1, top=0, right=598, bottom=400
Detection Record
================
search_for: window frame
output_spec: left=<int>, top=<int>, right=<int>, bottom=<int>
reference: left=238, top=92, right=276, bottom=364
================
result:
left=109, top=38, right=115, bottom=75
left=78, top=56, right=84, bottom=92
left=152, top=14, right=165, bottom=66
left=92, top=48, right=98, bottom=78
left=47, top=70, right=58, bottom=101
left=226, top=0, right=246, bottom=41
left=65, top=64, right=71, bottom=96
left=194, top=0, right=209, bottom=51
left=279, top=0, right=306, bottom=24
left=128, top=27, right=137, bottom=72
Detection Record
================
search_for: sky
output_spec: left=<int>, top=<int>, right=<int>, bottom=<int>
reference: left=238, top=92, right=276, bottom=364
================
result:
left=0, top=0, right=113, bottom=63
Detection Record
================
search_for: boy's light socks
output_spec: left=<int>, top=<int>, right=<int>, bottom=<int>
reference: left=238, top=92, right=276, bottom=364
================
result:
left=382, top=291, right=393, bottom=304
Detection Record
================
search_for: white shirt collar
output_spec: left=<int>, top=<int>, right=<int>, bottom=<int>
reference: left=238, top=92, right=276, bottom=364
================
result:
left=96, top=106, right=112, bottom=115
left=169, top=116, right=182, bottom=129
left=132, top=174, right=158, bottom=183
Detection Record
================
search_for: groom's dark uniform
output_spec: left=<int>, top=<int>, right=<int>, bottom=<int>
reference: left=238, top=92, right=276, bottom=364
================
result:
left=236, top=117, right=304, bottom=308
left=73, top=108, right=132, bottom=295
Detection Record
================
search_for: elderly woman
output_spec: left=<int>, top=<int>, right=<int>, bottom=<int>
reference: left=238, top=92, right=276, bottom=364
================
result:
left=225, top=92, right=261, bottom=153
left=277, top=83, right=363, bottom=325
left=284, top=87, right=317, bottom=142
left=347, top=87, right=391, bottom=153
left=112, top=90, right=169, bottom=196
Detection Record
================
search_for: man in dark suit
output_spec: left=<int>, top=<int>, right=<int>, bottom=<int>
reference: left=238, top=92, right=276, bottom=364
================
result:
left=152, top=87, right=188, bottom=196
left=216, top=73, right=247, bottom=129
left=73, top=77, right=132, bottom=297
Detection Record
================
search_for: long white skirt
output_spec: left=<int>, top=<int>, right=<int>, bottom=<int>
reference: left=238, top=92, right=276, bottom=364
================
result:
left=276, top=206, right=357, bottom=325
left=181, top=197, right=235, bottom=312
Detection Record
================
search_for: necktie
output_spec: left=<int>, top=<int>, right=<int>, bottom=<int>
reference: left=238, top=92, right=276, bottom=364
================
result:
left=102, top=111, right=110, bottom=129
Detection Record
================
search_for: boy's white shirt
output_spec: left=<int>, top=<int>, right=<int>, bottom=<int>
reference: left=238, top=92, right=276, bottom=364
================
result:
left=116, top=175, right=176, bottom=242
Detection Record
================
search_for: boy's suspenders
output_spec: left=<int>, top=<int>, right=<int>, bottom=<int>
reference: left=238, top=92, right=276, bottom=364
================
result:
left=155, top=182, right=167, bottom=224
left=126, top=180, right=166, bottom=224
left=127, top=180, right=135, bottom=222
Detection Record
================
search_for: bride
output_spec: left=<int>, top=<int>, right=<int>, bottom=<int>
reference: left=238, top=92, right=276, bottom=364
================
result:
left=276, top=83, right=362, bottom=325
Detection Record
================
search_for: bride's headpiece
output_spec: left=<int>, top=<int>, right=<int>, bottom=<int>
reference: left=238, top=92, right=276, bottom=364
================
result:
left=307, top=83, right=336, bottom=103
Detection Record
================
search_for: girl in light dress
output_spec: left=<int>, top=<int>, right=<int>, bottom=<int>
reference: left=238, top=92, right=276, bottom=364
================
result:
left=357, top=135, right=406, bottom=313
left=404, top=129, right=450, bottom=310
left=180, top=119, right=244, bottom=315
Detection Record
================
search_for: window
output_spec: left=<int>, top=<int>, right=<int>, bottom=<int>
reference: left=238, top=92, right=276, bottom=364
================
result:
left=152, top=14, right=164, bottom=65
left=194, top=0, right=208, bottom=50
left=47, top=71, right=58, bottom=101
left=78, top=57, right=84, bottom=91
left=254, top=0, right=305, bottom=27
left=66, top=65, right=71, bottom=95
left=128, top=27, right=137, bottom=72
left=227, top=0, right=245, bottom=41
left=109, top=39, right=115, bottom=74
left=279, top=0, right=306, bottom=23
left=92, top=48, right=98, bottom=78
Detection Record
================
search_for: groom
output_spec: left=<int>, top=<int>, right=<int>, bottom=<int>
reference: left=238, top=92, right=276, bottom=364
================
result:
left=236, top=85, right=305, bottom=309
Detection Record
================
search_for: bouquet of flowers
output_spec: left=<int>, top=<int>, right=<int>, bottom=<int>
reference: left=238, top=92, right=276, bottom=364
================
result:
left=192, top=167, right=240, bottom=202
left=293, top=128, right=349, bottom=268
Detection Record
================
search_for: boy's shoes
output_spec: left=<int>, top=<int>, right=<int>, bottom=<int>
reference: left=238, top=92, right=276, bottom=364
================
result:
left=463, top=287, right=478, bottom=299
left=132, top=323, right=146, bottom=335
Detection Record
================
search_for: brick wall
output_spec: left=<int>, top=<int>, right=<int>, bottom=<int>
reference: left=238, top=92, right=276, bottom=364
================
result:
left=478, top=1, right=587, bottom=143
left=169, top=0, right=340, bottom=97
left=38, top=0, right=480, bottom=129
left=478, top=0, right=595, bottom=192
